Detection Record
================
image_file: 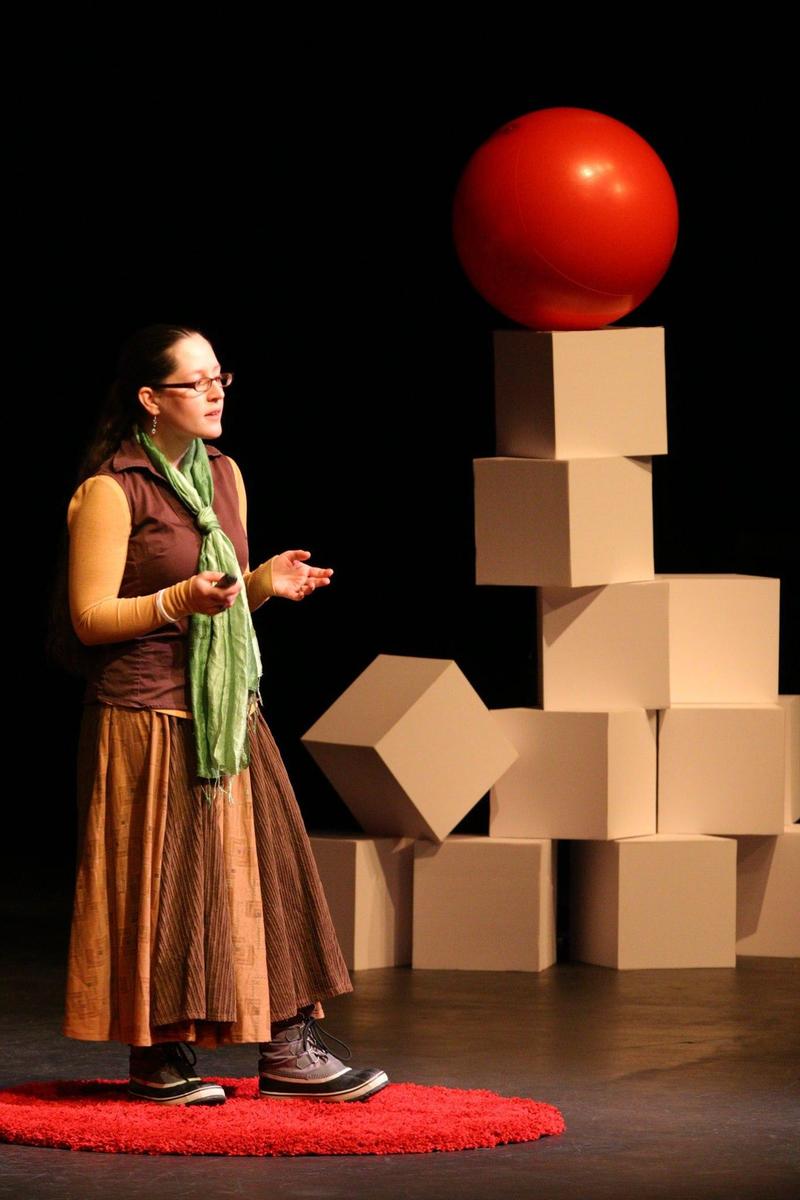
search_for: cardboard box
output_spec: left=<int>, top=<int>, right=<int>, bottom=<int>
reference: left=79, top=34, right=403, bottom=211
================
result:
left=570, top=835, right=737, bottom=969
left=475, top=455, right=654, bottom=587
left=489, top=708, right=656, bottom=840
left=540, top=574, right=780, bottom=710
left=310, top=835, right=414, bottom=969
left=736, top=827, right=800, bottom=957
left=494, top=327, right=667, bottom=459
left=303, top=655, right=518, bottom=843
left=413, top=836, right=556, bottom=971
left=658, top=705, right=785, bottom=835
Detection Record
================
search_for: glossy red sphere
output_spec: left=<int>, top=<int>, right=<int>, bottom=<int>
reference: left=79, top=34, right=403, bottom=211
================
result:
left=452, top=107, right=679, bottom=330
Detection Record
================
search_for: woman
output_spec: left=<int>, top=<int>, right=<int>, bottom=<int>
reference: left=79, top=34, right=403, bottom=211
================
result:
left=63, top=323, right=387, bottom=1105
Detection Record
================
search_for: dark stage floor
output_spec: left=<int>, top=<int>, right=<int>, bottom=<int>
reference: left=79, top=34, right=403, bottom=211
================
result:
left=1, top=887, right=798, bottom=1199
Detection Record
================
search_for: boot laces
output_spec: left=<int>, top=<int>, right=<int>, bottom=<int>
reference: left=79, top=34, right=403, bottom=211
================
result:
left=299, top=1015, right=352, bottom=1064
left=161, top=1041, right=198, bottom=1080
left=130, top=1041, right=199, bottom=1083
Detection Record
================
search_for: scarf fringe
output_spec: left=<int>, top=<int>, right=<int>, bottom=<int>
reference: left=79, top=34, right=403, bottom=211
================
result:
left=201, top=690, right=263, bottom=807
left=201, top=777, right=235, bottom=807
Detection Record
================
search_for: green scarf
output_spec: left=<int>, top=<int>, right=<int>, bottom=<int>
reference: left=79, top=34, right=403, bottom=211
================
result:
left=135, top=428, right=262, bottom=793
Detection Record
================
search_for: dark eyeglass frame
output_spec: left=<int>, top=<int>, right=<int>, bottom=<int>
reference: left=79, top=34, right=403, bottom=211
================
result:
left=151, top=372, right=234, bottom=394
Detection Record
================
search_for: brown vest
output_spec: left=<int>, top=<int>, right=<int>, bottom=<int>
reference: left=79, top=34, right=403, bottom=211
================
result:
left=83, top=436, right=249, bottom=711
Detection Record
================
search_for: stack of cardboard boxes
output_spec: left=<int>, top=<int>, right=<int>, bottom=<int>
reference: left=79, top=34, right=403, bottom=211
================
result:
left=304, top=329, right=798, bottom=972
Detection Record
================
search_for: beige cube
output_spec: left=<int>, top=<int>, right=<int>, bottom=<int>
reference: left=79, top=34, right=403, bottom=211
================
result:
left=571, top=835, right=737, bottom=968
left=474, top=456, right=654, bottom=587
left=489, top=708, right=656, bottom=840
left=413, top=836, right=556, bottom=971
left=302, top=655, right=518, bottom=843
left=736, top=827, right=800, bottom=957
left=540, top=574, right=780, bottom=710
left=658, top=705, right=785, bottom=835
left=310, top=835, right=414, bottom=969
left=778, top=696, right=799, bottom=824
left=494, top=327, right=667, bottom=459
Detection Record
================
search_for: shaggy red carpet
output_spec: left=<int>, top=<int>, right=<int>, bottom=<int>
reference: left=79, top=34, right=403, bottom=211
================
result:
left=0, top=1077, right=565, bottom=1156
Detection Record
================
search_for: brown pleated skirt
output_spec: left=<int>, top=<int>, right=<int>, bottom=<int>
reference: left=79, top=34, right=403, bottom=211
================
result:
left=63, top=704, right=352, bottom=1047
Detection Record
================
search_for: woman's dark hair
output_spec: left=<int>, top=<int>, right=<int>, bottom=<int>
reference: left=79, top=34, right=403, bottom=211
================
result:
left=48, top=323, right=203, bottom=674
left=75, top=323, right=202, bottom=486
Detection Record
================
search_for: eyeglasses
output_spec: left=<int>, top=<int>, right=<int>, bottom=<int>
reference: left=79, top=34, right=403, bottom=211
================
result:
left=152, top=372, right=234, bottom=394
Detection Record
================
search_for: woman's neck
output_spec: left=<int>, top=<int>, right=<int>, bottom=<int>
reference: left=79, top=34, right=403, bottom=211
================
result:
left=150, top=429, right=195, bottom=468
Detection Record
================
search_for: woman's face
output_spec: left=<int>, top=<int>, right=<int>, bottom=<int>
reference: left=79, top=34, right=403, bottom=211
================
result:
left=144, top=334, right=226, bottom=444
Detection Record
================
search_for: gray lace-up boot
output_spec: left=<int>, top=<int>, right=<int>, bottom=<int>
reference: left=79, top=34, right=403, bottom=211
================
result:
left=258, top=1014, right=389, bottom=1102
left=128, top=1041, right=226, bottom=1105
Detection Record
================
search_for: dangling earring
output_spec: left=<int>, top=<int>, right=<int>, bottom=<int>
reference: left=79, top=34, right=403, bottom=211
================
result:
left=151, top=413, right=158, bottom=436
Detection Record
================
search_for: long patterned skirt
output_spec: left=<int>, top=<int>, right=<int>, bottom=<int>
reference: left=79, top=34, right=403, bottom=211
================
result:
left=64, top=704, right=352, bottom=1047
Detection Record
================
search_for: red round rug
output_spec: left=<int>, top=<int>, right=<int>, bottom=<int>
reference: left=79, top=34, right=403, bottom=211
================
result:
left=0, top=1077, right=565, bottom=1156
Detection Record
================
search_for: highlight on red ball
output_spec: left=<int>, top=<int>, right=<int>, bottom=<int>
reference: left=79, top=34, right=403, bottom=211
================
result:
left=452, top=107, right=679, bottom=331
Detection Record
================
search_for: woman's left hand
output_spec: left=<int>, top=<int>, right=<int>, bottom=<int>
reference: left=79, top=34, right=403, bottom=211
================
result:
left=271, top=550, right=333, bottom=601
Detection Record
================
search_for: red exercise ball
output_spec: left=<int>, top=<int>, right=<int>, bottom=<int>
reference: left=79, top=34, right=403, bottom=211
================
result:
left=452, top=107, right=679, bottom=330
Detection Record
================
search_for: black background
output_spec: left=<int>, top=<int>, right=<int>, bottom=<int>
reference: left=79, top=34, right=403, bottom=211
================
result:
left=16, top=56, right=796, bottom=896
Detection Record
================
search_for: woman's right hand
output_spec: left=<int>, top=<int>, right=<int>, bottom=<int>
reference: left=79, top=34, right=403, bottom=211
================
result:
left=189, top=571, right=243, bottom=615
